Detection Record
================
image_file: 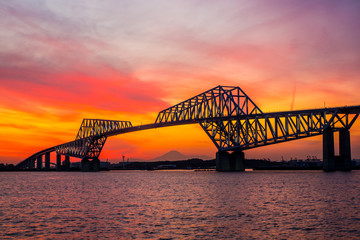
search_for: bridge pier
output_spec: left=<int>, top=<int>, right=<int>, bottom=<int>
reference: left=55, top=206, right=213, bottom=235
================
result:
left=216, top=150, right=245, bottom=171
left=81, top=158, right=90, bottom=172
left=93, top=158, right=100, bottom=172
left=323, top=128, right=335, bottom=171
left=37, top=155, right=43, bottom=170
left=45, top=152, right=50, bottom=171
left=63, top=155, right=70, bottom=170
left=28, top=158, right=35, bottom=169
left=81, top=158, right=100, bottom=172
left=56, top=154, right=62, bottom=171
left=323, top=128, right=351, bottom=171
left=339, top=129, right=351, bottom=171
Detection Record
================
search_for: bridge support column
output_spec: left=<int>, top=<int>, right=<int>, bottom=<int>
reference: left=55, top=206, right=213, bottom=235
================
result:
left=37, top=155, right=43, bottom=170
left=232, top=151, right=245, bottom=171
left=92, top=158, right=100, bottom=172
left=81, top=158, right=100, bottom=172
left=45, top=152, right=50, bottom=171
left=216, top=151, right=244, bottom=171
left=323, top=128, right=352, bottom=171
left=56, top=154, right=62, bottom=171
left=28, top=158, right=35, bottom=169
left=64, top=155, right=70, bottom=170
left=339, top=129, right=351, bottom=171
left=216, top=151, right=230, bottom=171
left=323, top=128, right=335, bottom=171
left=81, top=158, right=90, bottom=172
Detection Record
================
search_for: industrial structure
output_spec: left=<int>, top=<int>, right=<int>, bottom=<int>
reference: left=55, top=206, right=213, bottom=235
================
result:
left=17, top=86, right=360, bottom=171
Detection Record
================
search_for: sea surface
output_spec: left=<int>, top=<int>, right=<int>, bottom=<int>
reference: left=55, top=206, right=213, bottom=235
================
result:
left=1, top=170, right=360, bottom=239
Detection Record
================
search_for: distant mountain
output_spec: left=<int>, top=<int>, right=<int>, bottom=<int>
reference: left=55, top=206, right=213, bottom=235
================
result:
left=151, top=150, right=213, bottom=161
left=125, top=150, right=213, bottom=162
left=152, top=150, right=188, bottom=161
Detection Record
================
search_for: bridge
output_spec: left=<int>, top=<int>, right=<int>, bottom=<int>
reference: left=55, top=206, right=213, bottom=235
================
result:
left=16, top=86, right=360, bottom=171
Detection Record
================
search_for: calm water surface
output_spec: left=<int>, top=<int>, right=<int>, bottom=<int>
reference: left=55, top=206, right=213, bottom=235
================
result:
left=1, top=170, right=360, bottom=239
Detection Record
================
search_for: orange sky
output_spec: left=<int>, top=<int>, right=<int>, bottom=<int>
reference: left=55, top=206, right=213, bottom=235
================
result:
left=1, top=0, right=360, bottom=164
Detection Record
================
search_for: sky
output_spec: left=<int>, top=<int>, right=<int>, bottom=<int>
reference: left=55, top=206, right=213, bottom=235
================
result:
left=1, top=0, right=360, bottom=164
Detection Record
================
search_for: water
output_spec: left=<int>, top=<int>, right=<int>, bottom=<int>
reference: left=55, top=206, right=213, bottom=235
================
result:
left=1, top=170, right=360, bottom=239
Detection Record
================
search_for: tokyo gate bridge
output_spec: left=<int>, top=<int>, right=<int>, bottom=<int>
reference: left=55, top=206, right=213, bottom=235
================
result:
left=16, top=86, right=360, bottom=171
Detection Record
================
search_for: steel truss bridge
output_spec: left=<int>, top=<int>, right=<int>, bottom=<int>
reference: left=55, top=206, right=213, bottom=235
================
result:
left=17, top=86, right=360, bottom=171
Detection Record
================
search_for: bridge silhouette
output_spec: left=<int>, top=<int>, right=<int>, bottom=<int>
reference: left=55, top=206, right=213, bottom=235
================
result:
left=17, top=86, right=360, bottom=171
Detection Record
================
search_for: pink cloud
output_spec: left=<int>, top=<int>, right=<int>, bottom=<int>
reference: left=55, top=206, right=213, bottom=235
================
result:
left=1, top=0, right=360, bottom=164
left=0, top=66, right=167, bottom=115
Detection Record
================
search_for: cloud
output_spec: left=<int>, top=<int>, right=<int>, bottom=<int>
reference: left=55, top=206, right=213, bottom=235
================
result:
left=0, top=1, right=168, bottom=115
left=1, top=0, right=360, bottom=163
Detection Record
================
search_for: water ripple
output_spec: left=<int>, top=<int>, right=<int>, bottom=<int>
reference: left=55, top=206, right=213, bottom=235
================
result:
left=1, top=170, right=360, bottom=239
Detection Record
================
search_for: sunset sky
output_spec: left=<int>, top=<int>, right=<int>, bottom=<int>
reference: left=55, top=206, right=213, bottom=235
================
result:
left=1, top=0, right=360, bottom=164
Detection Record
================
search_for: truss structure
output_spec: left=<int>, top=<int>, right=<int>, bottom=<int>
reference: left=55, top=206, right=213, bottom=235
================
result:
left=155, top=86, right=262, bottom=124
left=200, top=108, right=359, bottom=151
left=155, top=86, right=359, bottom=151
left=76, top=119, right=132, bottom=139
left=55, top=119, right=132, bottom=159
left=17, top=85, right=360, bottom=170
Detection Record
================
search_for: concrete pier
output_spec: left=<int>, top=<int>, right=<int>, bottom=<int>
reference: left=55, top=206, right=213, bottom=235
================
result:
left=92, top=158, right=100, bottom=172
left=56, top=154, right=62, bottom=171
left=216, top=151, right=230, bottom=171
left=37, top=155, right=43, bottom=170
left=81, top=158, right=100, bottom=172
left=81, top=158, right=90, bottom=172
left=339, top=129, right=351, bottom=171
left=232, top=151, right=245, bottom=171
left=323, top=128, right=335, bottom=171
left=216, top=150, right=245, bottom=171
left=323, top=128, right=352, bottom=171
left=45, top=152, right=50, bottom=171
left=28, top=159, right=35, bottom=169
left=63, top=155, right=70, bottom=170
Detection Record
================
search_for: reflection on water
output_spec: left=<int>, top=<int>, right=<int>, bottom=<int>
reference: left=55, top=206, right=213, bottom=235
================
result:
left=1, top=170, right=360, bottom=239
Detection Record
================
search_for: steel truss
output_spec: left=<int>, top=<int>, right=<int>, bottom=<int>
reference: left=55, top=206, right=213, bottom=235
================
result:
left=155, top=86, right=262, bottom=124
left=56, top=119, right=132, bottom=159
left=17, top=85, right=360, bottom=170
left=76, top=119, right=132, bottom=139
left=200, top=109, right=359, bottom=151
left=155, top=86, right=359, bottom=151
